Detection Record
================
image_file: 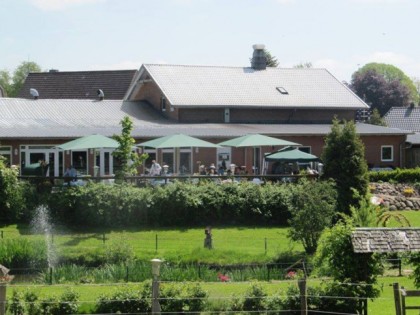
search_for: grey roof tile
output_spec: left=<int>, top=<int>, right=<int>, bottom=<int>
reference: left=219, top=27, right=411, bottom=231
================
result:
left=352, top=228, right=420, bottom=253
left=142, top=64, right=369, bottom=109
left=385, top=107, right=420, bottom=132
left=18, top=70, right=137, bottom=100
left=0, top=98, right=409, bottom=139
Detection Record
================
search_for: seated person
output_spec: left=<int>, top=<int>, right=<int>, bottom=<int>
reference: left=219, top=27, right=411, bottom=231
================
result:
left=64, top=165, right=77, bottom=182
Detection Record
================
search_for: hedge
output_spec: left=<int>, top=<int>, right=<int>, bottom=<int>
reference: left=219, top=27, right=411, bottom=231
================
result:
left=368, top=167, right=420, bottom=183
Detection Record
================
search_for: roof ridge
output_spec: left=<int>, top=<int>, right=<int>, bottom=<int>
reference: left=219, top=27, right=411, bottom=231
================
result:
left=143, top=63, right=327, bottom=71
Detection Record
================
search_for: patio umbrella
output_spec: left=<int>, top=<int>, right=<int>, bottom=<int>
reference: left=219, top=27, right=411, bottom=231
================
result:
left=218, top=134, right=300, bottom=147
left=218, top=134, right=300, bottom=174
left=137, top=134, right=220, bottom=149
left=265, top=146, right=320, bottom=162
left=137, top=134, right=220, bottom=174
left=56, top=134, right=119, bottom=150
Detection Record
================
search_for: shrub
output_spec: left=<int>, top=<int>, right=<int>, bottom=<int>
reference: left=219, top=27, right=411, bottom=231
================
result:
left=369, top=167, right=420, bottom=183
left=288, top=179, right=337, bottom=254
left=242, top=282, right=268, bottom=313
left=0, top=238, right=48, bottom=268
left=0, top=159, right=27, bottom=223
left=96, top=282, right=151, bottom=314
left=43, top=181, right=294, bottom=228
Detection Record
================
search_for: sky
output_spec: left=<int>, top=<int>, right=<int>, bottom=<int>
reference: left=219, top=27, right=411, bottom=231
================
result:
left=1, top=0, right=420, bottom=83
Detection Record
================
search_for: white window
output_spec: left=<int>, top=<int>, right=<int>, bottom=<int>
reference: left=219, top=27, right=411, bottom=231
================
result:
left=381, top=145, right=393, bottom=162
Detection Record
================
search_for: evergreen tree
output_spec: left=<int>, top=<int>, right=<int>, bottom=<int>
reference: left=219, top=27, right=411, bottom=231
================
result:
left=368, top=108, right=386, bottom=126
left=321, top=119, right=369, bottom=215
left=112, top=116, right=147, bottom=180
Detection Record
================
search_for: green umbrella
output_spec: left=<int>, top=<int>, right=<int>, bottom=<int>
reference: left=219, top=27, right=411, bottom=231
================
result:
left=265, top=146, right=320, bottom=162
left=218, top=134, right=300, bottom=147
left=137, top=134, right=220, bottom=148
left=56, top=134, right=119, bottom=150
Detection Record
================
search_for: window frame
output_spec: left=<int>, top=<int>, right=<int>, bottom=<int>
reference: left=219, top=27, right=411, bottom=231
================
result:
left=381, top=145, right=394, bottom=162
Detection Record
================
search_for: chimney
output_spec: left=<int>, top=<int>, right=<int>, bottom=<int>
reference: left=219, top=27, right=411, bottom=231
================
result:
left=49, top=69, right=59, bottom=73
left=251, top=44, right=267, bottom=70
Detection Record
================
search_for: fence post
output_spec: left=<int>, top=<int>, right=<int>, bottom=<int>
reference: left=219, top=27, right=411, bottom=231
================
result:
left=49, top=267, right=53, bottom=285
left=151, top=259, right=162, bottom=315
left=298, top=278, right=308, bottom=315
left=264, top=238, right=267, bottom=255
left=398, top=259, right=402, bottom=277
left=0, top=284, right=6, bottom=315
left=198, top=264, right=201, bottom=279
left=393, top=282, right=402, bottom=315
left=102, top=233, right=106, bottom=244
left=0, top=231, right=3, bottom=239
left=126, top=265, right=129, bottom=283
left=155, top=234, right=158, bottom=253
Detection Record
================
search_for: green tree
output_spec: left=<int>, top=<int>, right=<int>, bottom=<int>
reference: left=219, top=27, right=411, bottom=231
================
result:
left=112, top=116, right=147, bottom=180
left=368, top=108, right=386, bottom=126
left=351, top=63, right=419, bottom=115
left=0, top=61, right=42, bottom=97
left=288, top=179, right=337, bottom=254
left=293, top=61, right=313, bottom=68
left=313, top=222, right=383, bottom=314
left=264, top=49, right=279, bottom=67
left=321, top=119, right=369, bottom=215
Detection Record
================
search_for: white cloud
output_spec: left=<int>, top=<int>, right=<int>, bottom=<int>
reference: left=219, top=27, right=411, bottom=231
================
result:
left=29, top=0, right=104, bottom=11
left=87, top=60, right=143, bottom=71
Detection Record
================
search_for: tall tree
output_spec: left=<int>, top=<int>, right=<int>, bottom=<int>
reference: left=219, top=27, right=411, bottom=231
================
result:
left=0, top=61, right=41, bottom=97
left=351, top=63, right=419, bottom=115
left=112, top=116, right=147, bottom=180
left=321, top=119, right=369, bottom=215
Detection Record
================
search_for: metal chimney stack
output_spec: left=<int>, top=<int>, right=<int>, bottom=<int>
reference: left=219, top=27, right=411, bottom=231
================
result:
left=251, top=44, right=267, bottom=70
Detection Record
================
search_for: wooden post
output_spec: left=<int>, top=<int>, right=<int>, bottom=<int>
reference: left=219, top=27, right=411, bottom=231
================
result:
left=298, top=278, right=308, bottom=315
left=393, top=283, right=402, bottom=315
left=0, top=284, right=6, bottom=315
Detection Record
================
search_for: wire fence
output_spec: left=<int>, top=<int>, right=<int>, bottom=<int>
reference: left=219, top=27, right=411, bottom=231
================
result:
left=0, top=279, right=400, bottom=315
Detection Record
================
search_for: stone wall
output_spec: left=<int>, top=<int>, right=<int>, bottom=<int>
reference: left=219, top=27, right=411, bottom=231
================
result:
left=370, top=182, right=420, bottom=210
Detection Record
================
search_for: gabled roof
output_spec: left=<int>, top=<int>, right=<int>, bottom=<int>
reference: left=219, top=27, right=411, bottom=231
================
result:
left=385, top=106, right=420, bottom=132
left=132, top=64, right=369, bottom=109
left=352, top=228, right=420, bottom=253
left=0, top=98, right=408, bottom=139
left=18, top=70, right=137, bottom=100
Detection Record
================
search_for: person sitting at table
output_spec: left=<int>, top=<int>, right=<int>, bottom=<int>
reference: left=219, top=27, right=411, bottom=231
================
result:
left=64, top=165, right=77, bottom=183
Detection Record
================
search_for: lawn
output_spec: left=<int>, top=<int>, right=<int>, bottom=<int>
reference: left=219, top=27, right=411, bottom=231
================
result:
left=1, top=225, right=304, bottom=264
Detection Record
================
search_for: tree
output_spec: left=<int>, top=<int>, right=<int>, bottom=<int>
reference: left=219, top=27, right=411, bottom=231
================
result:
left=313, top=222, right=383, bottom=314
left=112, top=116, right=147, bottom=180
left=351, top=63, right=419, bottom=115
left=264, top=49, right=279, bottom=67
left=0, top=61, right=41, bottom=97
left=321, top=119, right=369, bottom=215
left=288, top=179, right=337, bottom=254
left=368, top=108, right=386, bottom=126
left=293, top=62, right=312, bottom=68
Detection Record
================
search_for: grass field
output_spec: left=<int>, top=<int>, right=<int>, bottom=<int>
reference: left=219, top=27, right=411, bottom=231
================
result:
left=1, top=225, right=304, bottom=264
left=2, top=210, right=420, bottom=313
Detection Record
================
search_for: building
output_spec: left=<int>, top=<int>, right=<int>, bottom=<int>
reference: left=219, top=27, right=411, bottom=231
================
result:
left=385, top=105, right=420, bottom=167
left=0, top=46, right=410, bottom=176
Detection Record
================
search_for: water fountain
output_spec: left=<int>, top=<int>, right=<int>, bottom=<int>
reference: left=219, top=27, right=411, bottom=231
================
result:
left=31, top=205, right=58, bottom=268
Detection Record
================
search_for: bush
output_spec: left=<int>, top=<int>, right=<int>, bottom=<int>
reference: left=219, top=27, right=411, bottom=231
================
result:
left=0, top=159, right=28, bottom=223
left=9, top=289, right=79, bottom=315
left=0, top=238, right=48, bottom=268
left=96, top=282, right=151, bottom=314
left=369, top=167, right=420, bottom=183
left=43, top=181, right=294, bottom=228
